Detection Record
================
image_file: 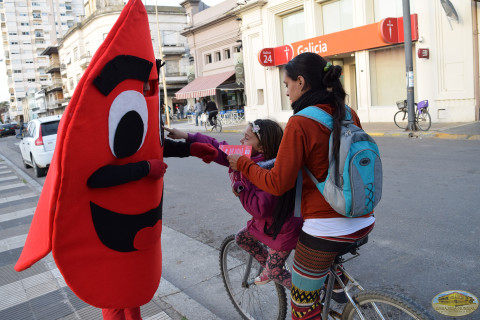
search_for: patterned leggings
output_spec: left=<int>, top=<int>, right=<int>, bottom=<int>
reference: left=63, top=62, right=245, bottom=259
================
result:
left=291, top=224, right=374, bottom=320
left=235, top=227, right=292, bottom=289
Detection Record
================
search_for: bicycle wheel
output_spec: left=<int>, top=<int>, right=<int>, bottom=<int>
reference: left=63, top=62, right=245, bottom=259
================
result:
left=214, top=118, right=222, bottom=133
left=394, top=110, right=408, bottom=129
left=416, top=111, right=431, bottom=131
left=219, top=235, right=288, bottom=320
left=341, top=290, right=434, bottom=320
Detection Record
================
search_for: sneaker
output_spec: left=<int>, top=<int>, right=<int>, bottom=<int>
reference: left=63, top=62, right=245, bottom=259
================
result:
left=254, top=270, right=271, bottom=285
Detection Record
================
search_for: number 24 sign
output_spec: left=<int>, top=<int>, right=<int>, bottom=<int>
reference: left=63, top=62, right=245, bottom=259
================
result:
left=258, top=48, right=275, bottom=66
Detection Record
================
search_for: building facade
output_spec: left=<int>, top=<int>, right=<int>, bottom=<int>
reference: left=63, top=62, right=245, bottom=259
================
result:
left=176, top=0, right=245, bottom=111
left=58, top=0, right=190, bottom=109
left=235, top=0, right=479, bottom=124
left=0, top=0, right=84, bottom=121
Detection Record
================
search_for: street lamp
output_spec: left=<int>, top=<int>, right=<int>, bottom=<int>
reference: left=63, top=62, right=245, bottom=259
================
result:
left=155, top=0, right=170, bottom=127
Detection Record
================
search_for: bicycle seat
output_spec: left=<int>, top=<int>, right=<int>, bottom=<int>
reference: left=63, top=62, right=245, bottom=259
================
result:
left=336, top=236, right=368, bottom=257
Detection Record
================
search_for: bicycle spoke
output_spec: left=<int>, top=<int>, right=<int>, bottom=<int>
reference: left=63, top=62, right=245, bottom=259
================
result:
left=220, top=236, right=287, bottom=320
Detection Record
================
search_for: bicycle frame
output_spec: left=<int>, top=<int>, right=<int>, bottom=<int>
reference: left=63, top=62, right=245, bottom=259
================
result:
left=322, top=255, right=384, bottom=320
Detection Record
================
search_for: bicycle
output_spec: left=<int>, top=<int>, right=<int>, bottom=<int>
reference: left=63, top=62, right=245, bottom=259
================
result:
left=220, top=234, right=434, bottom=320
left=220, top=235, right=287, bottom=320
left=321, top=236, right=434, bottom=320
left=204, top=111, right=222, bottom=133
left=394, top=100, right=431, bottom=131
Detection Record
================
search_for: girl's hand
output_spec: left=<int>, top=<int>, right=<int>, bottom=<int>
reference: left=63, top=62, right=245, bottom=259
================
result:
left=164, top=127, right=188, bottom=140
left=227, top=154, right=242, bottom=171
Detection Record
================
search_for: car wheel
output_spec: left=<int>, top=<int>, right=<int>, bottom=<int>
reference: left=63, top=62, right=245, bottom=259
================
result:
left=32, top=156, right=46, bottom=177
left=23, top=158, right=31, bottom=169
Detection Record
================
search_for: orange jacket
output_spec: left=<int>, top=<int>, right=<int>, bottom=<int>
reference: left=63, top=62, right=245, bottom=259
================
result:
left=237, top=104, right=363, bottom=220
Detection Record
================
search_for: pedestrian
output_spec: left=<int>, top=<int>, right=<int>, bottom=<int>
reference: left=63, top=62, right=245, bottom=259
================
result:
left=183, top=102, right=190, bottom=119
left=165, top=120, right=303, bottom=289
left=204, top=97, right=218, bottom=126
left=227, top=52, right=375, bottom=319
left=194, top=99, right=203, bottom=126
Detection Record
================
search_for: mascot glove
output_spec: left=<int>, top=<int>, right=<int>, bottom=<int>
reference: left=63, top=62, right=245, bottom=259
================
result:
left=190, top=142, right=218, bottom=163
left=147, top=159, right=168, bottom=179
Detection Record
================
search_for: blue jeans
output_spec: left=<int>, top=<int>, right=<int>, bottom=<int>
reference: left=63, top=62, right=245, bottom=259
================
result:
left=195, top=111, right=202, bottom=126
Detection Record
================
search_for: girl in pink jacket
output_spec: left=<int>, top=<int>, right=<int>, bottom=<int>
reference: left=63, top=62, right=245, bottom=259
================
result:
left=165, top=120, right=302, bottom=289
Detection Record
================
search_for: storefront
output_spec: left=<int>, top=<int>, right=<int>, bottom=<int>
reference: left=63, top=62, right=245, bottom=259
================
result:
left=174, top=70, right=245, bottom=111
left=236, top=0, right=479, bottom=123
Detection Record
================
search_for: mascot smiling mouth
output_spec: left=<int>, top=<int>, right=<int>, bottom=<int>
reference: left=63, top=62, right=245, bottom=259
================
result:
left=90, top=200, right=163, bottom=252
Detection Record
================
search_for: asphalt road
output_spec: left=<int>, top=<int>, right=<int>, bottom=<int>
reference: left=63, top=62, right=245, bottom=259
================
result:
left=1, top=132, right=479, bottom=319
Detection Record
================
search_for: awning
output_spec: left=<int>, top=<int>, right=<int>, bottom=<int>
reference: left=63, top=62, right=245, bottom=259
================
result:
left=217, top=82, right=244, bottom=91
left=175, top=70, right=235, bottom=99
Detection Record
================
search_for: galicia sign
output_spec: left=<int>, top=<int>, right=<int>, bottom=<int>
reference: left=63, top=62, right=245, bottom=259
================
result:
left=258, top=14, right=418, bottom=67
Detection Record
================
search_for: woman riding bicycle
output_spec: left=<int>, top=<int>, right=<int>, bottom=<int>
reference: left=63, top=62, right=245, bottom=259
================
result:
left=228, top=52, right=375, bottom=319
left=165, top=120, right=302, bottom=289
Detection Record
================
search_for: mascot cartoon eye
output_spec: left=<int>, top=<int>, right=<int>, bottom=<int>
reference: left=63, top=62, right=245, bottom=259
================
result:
left=108, top=90, right=148, bottom=158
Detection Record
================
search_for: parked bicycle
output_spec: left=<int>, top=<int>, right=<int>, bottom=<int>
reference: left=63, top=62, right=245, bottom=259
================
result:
left=204, top=111, right=222, bottom=133
left=394, top=100, right=431, bottom=131
left=220, top=234, right=434, bottom=320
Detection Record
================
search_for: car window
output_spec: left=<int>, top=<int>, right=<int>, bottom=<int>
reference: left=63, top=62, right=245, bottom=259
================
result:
left=27, top=123, right=35, bottom=138
left=41, top=121, right=60, bottom=136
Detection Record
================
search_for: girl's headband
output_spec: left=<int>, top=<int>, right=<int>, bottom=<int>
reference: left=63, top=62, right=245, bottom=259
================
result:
left=250, top=121, right=261, bottom=140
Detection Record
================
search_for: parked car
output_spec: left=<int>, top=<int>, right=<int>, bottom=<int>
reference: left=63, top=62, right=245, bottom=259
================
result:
left=0, top=123, right=17, bottom=137
left=17, top=115, right=62, bottom=177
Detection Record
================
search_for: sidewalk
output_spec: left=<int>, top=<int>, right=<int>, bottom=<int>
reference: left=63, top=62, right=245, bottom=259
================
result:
left=169, top=118, right=480, bottom=140
left=0, top=155, right=218, bottom=320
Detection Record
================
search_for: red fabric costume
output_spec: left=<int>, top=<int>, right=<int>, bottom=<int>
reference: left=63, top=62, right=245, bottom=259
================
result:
left=15, top=0, right=165, bottom=309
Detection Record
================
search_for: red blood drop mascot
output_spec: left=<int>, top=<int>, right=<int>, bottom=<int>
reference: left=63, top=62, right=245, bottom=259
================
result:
left=14, top=1, right=217, bottom=319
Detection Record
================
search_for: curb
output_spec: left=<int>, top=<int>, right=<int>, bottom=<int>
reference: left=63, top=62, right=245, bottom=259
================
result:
left=367, top=131, right=480, bottom=140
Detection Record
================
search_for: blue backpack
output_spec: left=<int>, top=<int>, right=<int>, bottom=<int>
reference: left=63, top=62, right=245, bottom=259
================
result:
left=294, top=106, right=382, bottom=217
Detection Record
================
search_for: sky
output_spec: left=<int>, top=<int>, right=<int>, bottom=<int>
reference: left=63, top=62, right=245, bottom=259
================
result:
left=0, top=0, right=226, bottom=103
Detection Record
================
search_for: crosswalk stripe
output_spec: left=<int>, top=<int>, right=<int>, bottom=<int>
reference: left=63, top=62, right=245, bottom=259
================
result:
left=0, top=175, right=17, bottom=182
left=0, top=266, right=66, bottom=312
left=0, top=234, right=27, bottom=253
left=0, top=192, right=38, bottom=204
left=0, top=183, right=26, bottom=191
left=0, top=207, right=36, bottom=223
left=0, top=170, right=11, bottom=175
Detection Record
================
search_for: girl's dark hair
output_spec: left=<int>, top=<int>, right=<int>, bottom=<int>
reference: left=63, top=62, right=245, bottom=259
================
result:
left=250, top=119, right=283, bottom=160
left=267, top=52, right=346, bottom=239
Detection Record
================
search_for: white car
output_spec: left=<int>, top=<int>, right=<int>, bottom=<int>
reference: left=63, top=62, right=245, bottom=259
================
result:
left=18, top=115, right=62, bottom=177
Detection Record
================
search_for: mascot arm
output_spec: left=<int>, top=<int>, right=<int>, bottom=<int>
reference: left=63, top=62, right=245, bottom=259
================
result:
left=87, top=161, right=152, bottom=188
left=163, top=138, right=191, bottom=158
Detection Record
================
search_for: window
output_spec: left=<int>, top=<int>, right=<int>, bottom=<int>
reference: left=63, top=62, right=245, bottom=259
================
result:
left=20, top=22, right=29, bottom=26
left=322, top=0, right=353, bottom=34
left=13, top=70, right=22, bottom=73
left=215, top=51, right=221, bottom=62
left=205, top=54, right=212, bottom=64
left=373, top=0, right=417, bottom=22
left=69, top=77, right=74, bottom=89
left=22, top=32, right=29, bottom=35
left=73, top=47, right=79, bottom=60
left=10, top=41, right=18, bottom=45
left=369, top=46, right=415, bottom=106
left=224, top=49, right=231, bottom=60
left=282, top=10, right=305, bottom=44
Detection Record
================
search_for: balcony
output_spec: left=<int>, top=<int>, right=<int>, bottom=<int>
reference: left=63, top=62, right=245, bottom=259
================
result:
left=79, top=53, right=92, bottom=69
left=45, top=80, right=63, bottom=93
left=162, top=45, right=186, bottom=56
left=164, top=74, right=188, bottom=85
left=45, top=62, right=60, bottom=74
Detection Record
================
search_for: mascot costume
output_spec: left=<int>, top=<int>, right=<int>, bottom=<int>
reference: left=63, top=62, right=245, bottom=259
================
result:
left=14, top=0, right=217, bottom=319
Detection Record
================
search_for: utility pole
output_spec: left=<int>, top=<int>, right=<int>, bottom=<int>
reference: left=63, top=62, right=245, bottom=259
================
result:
left=402, top=0, right=417, bottom=131
left=155, top=1, right=170, bottom=127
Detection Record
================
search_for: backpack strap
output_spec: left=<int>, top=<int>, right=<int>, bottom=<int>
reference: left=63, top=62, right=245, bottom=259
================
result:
left=292, top=105, right=352, bottom=217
